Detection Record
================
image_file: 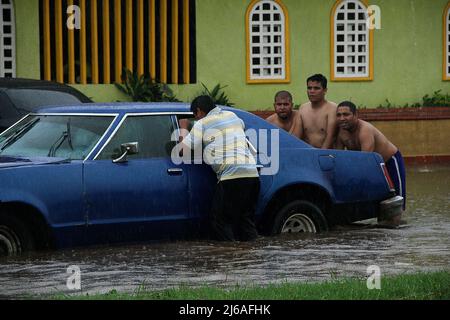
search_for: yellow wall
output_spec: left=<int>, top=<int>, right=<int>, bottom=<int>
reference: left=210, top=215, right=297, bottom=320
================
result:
left=371, top=120, right=450, bottom=157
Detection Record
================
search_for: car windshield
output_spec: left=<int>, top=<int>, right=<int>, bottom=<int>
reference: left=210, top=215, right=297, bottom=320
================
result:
left=0, top=114, right=114, bottom=160
left=5, top=89, right=84, bottom=112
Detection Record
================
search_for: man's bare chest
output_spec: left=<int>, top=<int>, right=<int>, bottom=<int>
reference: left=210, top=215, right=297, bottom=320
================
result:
left=302, top=112, right=328, bottom=133
left=341, top=132, right=360, bottom=150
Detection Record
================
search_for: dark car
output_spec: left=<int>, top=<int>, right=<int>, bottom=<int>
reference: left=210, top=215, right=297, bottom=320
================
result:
left=0, top=103, right=403, bottom=256
left=0, top=78, right=92, bottom=133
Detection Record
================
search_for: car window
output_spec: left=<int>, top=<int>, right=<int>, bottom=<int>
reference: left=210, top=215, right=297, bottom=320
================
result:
left=0, top=91, right=20, bottom=119
left=97, top=115, right=176, bottom=160
left=5, top=89, right=83, bottom=112
left=0, top=115, right=113, bottom=160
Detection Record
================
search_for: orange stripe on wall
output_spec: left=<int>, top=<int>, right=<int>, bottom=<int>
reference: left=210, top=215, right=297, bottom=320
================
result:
left=91, top=0, right=99, bottom=84
left=160, top=0, right=167, bottom=83
left=67, top=0, right=75, bottom=84
left=43, top=0, right=51, bottom=80
left=55, top=0, right=63, bottom=83
left=80, top=0, right=87, bottom=84
left=149, top=0, right=156, bottom=79
left=183, top=0, right=190, bottom=84
left=137, top=0, right=144, bottom=76
left=114, top=0, right=123, bottom=82
left=103, top=0, right=111, bottom=84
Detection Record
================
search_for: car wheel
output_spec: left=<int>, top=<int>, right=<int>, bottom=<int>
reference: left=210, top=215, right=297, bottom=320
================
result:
left=271, top=200, right=328, bottom=235
left=0, top=214, right=34, bottom=256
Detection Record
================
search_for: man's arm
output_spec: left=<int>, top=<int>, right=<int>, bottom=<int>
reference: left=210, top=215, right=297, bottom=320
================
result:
left=291, top=111, right=304, bottom=139
left=266, top=114, right=276, bottom=125
left=178, top=118, right=190, bottom=143
left=321, top=109, right=337, bottom=149
left=359, top=126, right=376, bottom=152
left=179, top=120, right=204, bottom=158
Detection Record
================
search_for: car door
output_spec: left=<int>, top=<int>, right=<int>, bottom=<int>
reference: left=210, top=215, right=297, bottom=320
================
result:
left=83, top=114, right=191, bottom=244
left=174, top=113, right=274, bottom=230
left=172, top=115, right=217, bottom=233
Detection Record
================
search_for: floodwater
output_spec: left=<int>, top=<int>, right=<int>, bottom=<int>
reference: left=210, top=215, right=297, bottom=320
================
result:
left=0, top=165, right=449, bottom=298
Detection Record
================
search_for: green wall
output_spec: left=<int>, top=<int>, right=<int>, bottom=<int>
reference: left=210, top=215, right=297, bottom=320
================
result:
left=13, top=0, right=450, bottom=110
left=14, top=0, right=40, bottom=78
left=190, top=0, right=450, bottom=110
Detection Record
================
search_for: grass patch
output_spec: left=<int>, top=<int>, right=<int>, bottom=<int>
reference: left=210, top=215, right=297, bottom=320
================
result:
left=52, top=271, right=450, bottom=300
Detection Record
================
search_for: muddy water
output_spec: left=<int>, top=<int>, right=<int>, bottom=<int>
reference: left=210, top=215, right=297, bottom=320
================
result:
left=0, top=165, right=449, bottom=298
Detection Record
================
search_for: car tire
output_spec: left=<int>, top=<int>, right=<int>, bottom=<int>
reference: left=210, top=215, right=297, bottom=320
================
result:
left=271, top=200, right=328, bottom=235
left=0, top=213, right=35, bottom=256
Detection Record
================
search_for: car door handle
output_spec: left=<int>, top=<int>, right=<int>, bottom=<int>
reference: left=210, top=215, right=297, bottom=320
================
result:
left=167, top=168, right=183, bottom=175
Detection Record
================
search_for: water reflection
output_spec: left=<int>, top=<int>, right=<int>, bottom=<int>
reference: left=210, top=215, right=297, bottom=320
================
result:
left=0, top=165, right=449, bottom=298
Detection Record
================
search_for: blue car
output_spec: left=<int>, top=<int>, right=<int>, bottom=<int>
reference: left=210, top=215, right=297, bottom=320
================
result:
left=0, top=103, right=402, bottom=255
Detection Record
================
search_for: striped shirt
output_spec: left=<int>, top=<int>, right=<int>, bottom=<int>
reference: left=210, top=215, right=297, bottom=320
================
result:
left=182, top=107, right=259, bottom=181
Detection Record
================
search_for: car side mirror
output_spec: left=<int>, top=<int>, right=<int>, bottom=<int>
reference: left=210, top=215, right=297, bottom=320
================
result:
left=113, top=142, right=139, bottom=163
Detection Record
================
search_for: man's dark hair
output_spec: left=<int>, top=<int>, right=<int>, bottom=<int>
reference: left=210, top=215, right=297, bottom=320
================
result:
left=307, top=74, right=328, bottom=89
left=337, top=101, right=357, bottom=114
left=274, top=90, right=293, bottom=102
left=190, top=95, right=216, bottom=114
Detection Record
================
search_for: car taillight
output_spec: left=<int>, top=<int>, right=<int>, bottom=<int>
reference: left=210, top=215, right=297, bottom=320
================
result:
left=380, top=163, right=396, bottom=192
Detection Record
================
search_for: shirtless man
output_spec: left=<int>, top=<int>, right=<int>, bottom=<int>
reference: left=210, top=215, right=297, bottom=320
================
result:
left=266, top=91, right=300, bottom=135
left=335, top=101, right=406, bottom=225
left=294, top=74, right=337, bottom=149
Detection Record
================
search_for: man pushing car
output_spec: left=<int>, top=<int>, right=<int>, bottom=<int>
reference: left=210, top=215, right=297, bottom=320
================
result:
left=179, top=95, right=260, bottom=241
left=335, top=101, right=406, bottom=226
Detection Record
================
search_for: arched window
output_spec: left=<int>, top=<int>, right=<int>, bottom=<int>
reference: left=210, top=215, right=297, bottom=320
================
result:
left=331, top=0, right=373, bottom=81
left=444, top=2, right=450, bottom=80
left=0, top=0, right=16, bottom=77
left=246, top=0, right=290, bottom=83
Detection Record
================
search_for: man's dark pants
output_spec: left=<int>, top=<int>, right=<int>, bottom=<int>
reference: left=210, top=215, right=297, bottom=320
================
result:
left=210, top=177, right=260, bottom=241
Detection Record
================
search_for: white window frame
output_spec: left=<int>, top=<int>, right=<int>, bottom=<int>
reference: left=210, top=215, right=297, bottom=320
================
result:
left=331, top=0, right=372, bottom=81
left=246, top=0, right=290, bottom=83
left=0, top=0, right=16, bottom=78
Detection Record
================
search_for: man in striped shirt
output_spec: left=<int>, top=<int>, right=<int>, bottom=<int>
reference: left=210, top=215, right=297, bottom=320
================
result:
left=181, top=95, right=260, bottom=241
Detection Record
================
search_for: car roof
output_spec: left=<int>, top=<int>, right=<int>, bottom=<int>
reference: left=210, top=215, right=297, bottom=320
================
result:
left=0, top=77, right=76, bottom=89
left=36, top=103, right=268, bottom=120
left=0, top=78, right=92, bottom=102
left=36, top=102, right=310, bottom=149
left=36, top=102, right=195, bottom=114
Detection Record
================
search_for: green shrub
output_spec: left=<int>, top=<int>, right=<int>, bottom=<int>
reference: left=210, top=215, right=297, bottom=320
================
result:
left=115, top=69, right=179, bottom=102
left=421, top=90, right=450, bottom=107
left=374, top=91, right=450, bottom=109
left=377, top=99, right=393, bottom=109
left=200, top=83, right=235, bottom=107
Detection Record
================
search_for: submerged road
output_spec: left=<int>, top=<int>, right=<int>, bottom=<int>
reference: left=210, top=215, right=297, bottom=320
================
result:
left=0, top=165, right=449, bottom=298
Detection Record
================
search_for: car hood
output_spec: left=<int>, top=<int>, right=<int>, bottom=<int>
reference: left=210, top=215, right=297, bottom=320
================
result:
left=0, top=156, right=70, bottom=168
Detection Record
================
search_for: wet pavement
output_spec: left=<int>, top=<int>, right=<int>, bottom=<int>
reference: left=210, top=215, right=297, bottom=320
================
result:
left=0, top=165, right=449, bottom=298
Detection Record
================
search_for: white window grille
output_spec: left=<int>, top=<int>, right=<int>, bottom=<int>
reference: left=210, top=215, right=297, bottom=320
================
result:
left=333, top=0, right=370, bottom=79
left=446, top=6, right=450, bottom=79
left=0, top=0, right=16, bottom=78
left=248, top=0, right=288, bottom=82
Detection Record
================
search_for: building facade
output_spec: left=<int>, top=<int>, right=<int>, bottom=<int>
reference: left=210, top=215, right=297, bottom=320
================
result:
left=2, top=0, right=450, bottom=110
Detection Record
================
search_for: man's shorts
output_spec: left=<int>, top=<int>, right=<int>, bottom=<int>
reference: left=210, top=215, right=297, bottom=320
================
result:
left=385, top=150, right=406, bottom=210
